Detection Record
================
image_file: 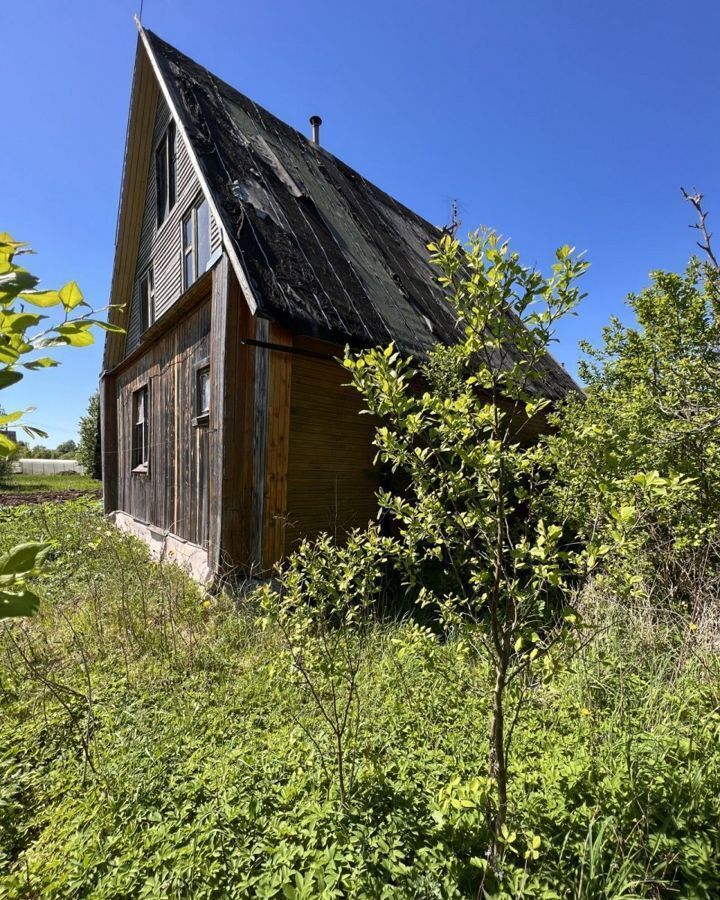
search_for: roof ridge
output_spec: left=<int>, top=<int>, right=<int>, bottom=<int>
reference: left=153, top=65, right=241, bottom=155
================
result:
left=138, top=28, right=579, bottom=398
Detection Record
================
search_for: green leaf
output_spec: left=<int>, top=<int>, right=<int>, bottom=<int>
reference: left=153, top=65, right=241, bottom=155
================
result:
left=83, top=319, right=125, bottom=333
left=2, top=312, right=44, bottom=333
left=23, top=357, right=59, bottom=370
left=59, top=281, right=85, bottom=311
left=55, top=323, right=95, bottom=347
left=0, top=542, right=50, bottom=578
left=0, top=369, right=22, bottom=389
left=0, top=432, right=16, bottom=456
left=619, top=505, right=635, bottom=523
left=0, top=268, right=39, bottom=304
left=0, top=588, right=40, bottom=618
left=18, top=289, right=61, bottom=308
left=0, top=344, right=20, bottom=364
left=20, top=425, right=47, bottom=440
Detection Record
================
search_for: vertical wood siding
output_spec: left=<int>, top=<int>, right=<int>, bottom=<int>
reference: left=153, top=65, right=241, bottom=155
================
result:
left=125, top=96, right=220, bottom=356
left=206, top=266, right=259, bottom=573
left=261, top=324, right=293, bottom=569
left=285, top=348, right=380, bottom=548
left=115, top=295, right=211, bottom=547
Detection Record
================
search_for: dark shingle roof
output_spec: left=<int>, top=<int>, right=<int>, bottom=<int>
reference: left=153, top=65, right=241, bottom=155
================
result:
left=144, top=30, right=578, bottom=399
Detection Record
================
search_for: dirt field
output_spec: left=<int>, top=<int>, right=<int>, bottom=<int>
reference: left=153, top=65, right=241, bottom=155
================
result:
left=0, top=488, right=102, bottom=507
left=0, top=474, right=103, bottom=508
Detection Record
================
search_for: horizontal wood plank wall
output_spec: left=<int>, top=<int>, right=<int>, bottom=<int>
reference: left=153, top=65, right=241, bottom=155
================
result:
left=262, top=323, right=293, bottom=570
left=126, top=95, right=221, bottom=356
left=104, top=41, right=158, bottom=371
left=115, top=293, right=211, bottom=547
left=286, top=340, right=380, bottom=550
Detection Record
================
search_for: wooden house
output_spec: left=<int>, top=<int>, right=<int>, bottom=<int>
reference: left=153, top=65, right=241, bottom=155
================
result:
left=101, top=26, right=577, bottom=582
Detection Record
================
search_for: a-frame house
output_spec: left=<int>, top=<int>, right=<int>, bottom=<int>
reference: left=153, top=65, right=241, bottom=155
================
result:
left=101, top=25, right=577, bottom=581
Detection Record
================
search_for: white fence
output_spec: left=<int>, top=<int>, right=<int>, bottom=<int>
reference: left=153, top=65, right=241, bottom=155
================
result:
left=13, top=458, right=86, bottom=476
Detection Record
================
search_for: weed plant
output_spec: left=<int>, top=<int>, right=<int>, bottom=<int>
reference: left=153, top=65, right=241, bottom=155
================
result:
left=0, top=501, right=718, bottom=898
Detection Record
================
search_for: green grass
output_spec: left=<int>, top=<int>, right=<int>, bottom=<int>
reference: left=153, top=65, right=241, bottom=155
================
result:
left=0, top=472, right=102, bottom=493
left=0, top=500, right=718, bottom=898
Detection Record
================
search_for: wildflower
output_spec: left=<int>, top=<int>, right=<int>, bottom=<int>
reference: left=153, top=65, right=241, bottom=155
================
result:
left=202, top=599, right=211, bottom=609
left=580, top=707, right=591, bottom=717
left=690, top=622, right=698, bottom=633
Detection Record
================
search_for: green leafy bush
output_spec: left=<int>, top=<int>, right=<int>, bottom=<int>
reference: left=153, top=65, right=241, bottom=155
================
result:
left=0, top=232, right=121, bottom=617
left=0, top=501, right=718, bottom=898
left=344, top=231, right=595, bottom=854
left=548, top=257, right=720, bottom=608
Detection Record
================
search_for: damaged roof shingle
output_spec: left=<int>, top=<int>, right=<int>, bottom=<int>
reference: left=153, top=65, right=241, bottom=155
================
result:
left=144, top=29, right=578, bottom=399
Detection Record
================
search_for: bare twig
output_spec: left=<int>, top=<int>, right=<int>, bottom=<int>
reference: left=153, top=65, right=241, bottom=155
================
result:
left=681, top=188, right=720, bottom=271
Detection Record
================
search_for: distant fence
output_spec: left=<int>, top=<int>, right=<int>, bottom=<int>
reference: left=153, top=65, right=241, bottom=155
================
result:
left=13, top=459, right=86, bottom=476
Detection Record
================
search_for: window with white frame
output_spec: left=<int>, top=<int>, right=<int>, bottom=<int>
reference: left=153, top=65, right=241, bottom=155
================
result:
left=196, top=365, right=210, bottom=419
left=155, top=120, right=176, bottom=227
left=139, top=267, right=154, bottom=333
left=182, top=196, right=211, bottom=290
left=132, top=385, right=150, bottom=472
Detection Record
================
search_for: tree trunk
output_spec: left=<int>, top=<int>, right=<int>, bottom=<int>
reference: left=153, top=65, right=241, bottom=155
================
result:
left=489, top=659, right=508, bottom=858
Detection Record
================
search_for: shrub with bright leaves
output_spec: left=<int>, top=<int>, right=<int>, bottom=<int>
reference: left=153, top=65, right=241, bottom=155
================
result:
left=344, top=230, right=595, bottom=856
left=257, top=526, right=389, bottom=808
left=0, top=232, right=122, bottom=616
left=548, top=258, right=720, bottom=604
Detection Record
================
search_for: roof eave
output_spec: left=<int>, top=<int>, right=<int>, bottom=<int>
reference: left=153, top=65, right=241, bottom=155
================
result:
left=138, top=22, right=261, bottom=317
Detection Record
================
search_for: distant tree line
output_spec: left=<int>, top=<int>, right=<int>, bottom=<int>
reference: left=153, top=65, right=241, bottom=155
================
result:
left=8, top=391, right=101, bottom=478
left=14, top=439, right=79, bottom=459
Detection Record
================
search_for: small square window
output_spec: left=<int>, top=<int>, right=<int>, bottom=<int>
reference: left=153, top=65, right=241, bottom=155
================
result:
left=132, top=385, right=149, bottom=472
left=139, top=268, right=154, bottom=333
left=182, top=197, right=211, bottom=290
left=196, top=365, right=210, bottom=419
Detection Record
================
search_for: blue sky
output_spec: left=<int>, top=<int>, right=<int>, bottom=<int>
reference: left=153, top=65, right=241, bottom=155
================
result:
left=5, top=0, right=720, bottom=447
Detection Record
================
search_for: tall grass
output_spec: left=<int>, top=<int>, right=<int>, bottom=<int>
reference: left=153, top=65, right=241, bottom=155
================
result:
left=0, top=500, right=718, bottom=898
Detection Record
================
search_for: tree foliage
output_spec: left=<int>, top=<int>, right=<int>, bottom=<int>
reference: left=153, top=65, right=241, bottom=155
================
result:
left=344, top=230, right=595, bottom=856
left=549, top=255, right=720, bottom=602
left=77, top=392, right=100, bottom=478
left=0, top=232, right=120, bottom=616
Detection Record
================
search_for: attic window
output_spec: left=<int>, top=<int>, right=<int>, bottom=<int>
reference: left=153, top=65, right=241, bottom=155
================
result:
left=182, top=196, right=211, bottom=289
left=139, top=267, right=154, bottom=333
left=155, top=120, right=176, bottom=227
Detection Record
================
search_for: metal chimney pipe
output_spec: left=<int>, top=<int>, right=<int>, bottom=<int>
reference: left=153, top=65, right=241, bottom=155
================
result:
left=309, top=115, right=322, bottom=145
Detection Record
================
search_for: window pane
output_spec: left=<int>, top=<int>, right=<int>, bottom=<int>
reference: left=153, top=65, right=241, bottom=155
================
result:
left=197, top=367, right=210, bottom=415
left=184, top=248, right=195, bottom=289
left=147, top=269, right=154, bottom=326
left=140, top=269, right=154, bottom=332
left=197, top=199, right=210, bottom=275
left=155, top=142, right=166, bottom=225
left=142, top=418, right=148, bottom=465
left=183, top=213, right=193, bottom=249
left=183, top=213, right=194, bottom=288
left=167, top=122, right=176, bottom=211
left=140, top=276, right=149, bottom=332
left=132, top=386, right=149, bottom=470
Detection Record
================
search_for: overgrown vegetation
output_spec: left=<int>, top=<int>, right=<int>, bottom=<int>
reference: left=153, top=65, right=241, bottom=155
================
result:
left=0, top=232, right=120, bottom=617
left=3, top=202, right=720, bottom=896
left=341, top=231, right=594, bottom=857
left=1, top=500, right=719, bottom=898
left=0, top=472, right=102, bottom=493
left=77, top=391, right=101, bottom=478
